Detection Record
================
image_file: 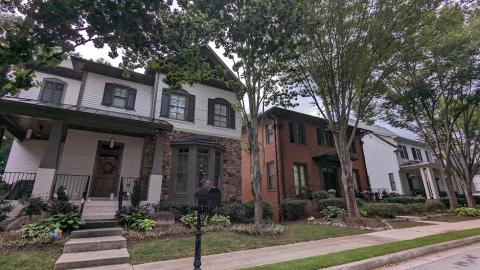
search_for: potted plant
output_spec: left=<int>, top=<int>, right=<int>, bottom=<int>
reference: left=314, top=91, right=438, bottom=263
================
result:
left=327, top=189, right=336, bottom=198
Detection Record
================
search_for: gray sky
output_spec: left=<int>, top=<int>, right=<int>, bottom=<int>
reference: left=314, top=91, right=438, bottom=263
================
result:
left=75, top=42, right=417, bottom=140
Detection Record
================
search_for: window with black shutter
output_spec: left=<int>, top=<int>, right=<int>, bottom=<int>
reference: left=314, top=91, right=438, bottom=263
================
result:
left=265, top=123, right=274, bottom=144
left=101, top=83, right=137, bottom=110
left=40, top=79, right=66, bottom=104
left=160, top=89, right=195, bottom=122
left=316, top=127, right=333, bottom=146
left=207, top=98, right=235, bottom=129
left=289, top=122, right=306, bottom=144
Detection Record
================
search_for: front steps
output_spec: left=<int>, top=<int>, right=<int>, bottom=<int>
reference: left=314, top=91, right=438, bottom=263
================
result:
left=54, top=227, right=131, bottom=270
left=81, top=199, right=131, bottom=220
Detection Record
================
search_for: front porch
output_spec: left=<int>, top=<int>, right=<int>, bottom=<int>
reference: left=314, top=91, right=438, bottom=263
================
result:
left=0, top=97, right=173, bottom=219
left=399, top=161, right=444, bottom=199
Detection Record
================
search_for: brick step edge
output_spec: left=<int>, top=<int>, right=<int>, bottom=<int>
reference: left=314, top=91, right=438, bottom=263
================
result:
left=324, top=235, right=480, bottom=270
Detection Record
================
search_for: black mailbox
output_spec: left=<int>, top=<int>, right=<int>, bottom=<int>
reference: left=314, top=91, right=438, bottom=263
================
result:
left=207, top=187, right=221, bottom=208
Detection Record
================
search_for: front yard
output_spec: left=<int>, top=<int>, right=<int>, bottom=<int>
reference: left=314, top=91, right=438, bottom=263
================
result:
left=128, top=223, right=364, bottom=264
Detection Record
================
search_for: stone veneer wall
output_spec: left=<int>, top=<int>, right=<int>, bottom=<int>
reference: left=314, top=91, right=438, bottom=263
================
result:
left=140, top=130, right=242, bottom=203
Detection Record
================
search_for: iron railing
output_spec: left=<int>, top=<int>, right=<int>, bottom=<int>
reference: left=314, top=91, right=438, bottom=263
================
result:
left=119, top=177, right=148, bottom=201
left=0, top=172, right=36, bottom=200
left=51, top=174, right=90, bottom=201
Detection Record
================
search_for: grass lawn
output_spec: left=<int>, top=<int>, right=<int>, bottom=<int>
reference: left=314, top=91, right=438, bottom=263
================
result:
left=388, top=220, right=430, bottom=229
left=247, top=228, right=480, bottom=270
left=0, top=248, right=62, bottom=270
left=425, top=215, right=479, bottom=223
left=129, top=223, right=364, bottom=264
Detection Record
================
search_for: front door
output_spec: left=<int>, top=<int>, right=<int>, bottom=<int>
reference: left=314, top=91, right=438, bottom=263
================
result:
left=323, top=168, right=338, bottom=191
left=91, top=143, right=123, bottom=197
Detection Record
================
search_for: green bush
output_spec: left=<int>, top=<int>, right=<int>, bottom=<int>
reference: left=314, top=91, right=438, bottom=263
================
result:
left=180, top=212, right=231, bottom=229
left=315, top=198, right=346, bottom=211
left=440, top=197, right=468, bottom=208
left=361, top=202, right=446, bottom=218
left=222, top=202, right=249, bottom=223
left=207, top=214, right=231, bottom=227
left=119, top=207, right=155, bottom=231
left=455, top=207, right=480, bottom=217
left=131, top=218, right=156, bottom=231
left=155, top=200, right=170, bottom=212
left=52, top=212, right=85, bottom=232
left=232, top=224, right=260, bottom=236
left=312, top=191, right=329, bottom=202
left=264, top=224, right=285, bottom=235
left=180, top=212, right=200, bottom=229
left=232, top=224, right=285, bottom=236
left=0, top=197, right=12, bottom=222
left=244, top=200, right=273, bottom=222
left=384, top=196, right=426, bottom=204
left=20, top=197, right=48, bottom=216
left=131, top=179, right=143, bottom=207
left=18, top=219, right=56, bottom=240
left=320, top=206, right=347, bottom=221
left=280, top=198, right=307, bottom=221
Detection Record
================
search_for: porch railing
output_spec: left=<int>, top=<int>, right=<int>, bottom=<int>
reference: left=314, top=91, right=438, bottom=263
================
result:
left=119, top=177, right=148, bottom=203
left=52, top=174, right=90, bottom=201
left=0, top=172, right=36, bottom=200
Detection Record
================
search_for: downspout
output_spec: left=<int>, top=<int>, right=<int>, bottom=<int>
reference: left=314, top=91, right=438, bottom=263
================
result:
left=151, top=73, right=160, bottom=121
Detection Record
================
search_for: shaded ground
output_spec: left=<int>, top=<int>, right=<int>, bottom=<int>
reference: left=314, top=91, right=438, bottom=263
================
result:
left=425, top=215, right=479, bottom=223
left=388, top=220, right=430, bottom=229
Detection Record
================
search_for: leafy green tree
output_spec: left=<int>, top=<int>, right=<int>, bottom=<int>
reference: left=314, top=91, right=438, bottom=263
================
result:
left=282, top=0, right=434, bottom=217
left=185, top=0, right=299, bottom=225
left=384, top=5, right=480, bottom=209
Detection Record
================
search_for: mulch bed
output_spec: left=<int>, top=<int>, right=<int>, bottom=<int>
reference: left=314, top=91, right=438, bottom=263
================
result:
left=0, top=231, right=66, bottom=254
left=315, top=217, right=392, bottom=231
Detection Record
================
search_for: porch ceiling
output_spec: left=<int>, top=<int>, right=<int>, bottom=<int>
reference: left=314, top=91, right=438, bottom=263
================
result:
left=399, top=160, right=441, bottom=171
left=0, top=97, right=173, bottom=139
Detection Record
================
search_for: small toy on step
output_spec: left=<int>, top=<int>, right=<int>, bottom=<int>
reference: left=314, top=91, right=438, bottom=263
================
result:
left=52, top=227, right=63, bottom=240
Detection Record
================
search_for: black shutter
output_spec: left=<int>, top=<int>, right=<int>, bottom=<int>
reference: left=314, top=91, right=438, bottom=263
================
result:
left=207, top=99, right=214, bottom=125
left=160, top=92, right=170, bottom=117
left=101, top=83, right=114, bottom=106
left=411, top=147, right=417, bottom=160
left=300, top=124, right=306, bottom=144
left=418, top=149, right=423, bottom=161
left=187, top=94, right=195, bottom=122
left=126, top=88, right=136, bottom=110
left=404, top=146, right=409, bottom=159
left=228, top=105, right=236, bottom=129
left=288, top=122, right=294, bottom=143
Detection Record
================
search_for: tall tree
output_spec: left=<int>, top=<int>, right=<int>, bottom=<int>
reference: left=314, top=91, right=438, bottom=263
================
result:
left=185, top=0, right=299, bottom=225
left=282, top=0, right=434, bottom=217
left=384, top=4, right=480, bottom=209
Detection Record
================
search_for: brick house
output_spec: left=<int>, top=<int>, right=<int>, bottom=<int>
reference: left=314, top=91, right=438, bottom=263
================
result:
left=0, top=50, right=242, bottom=220
left=241, top=107, right=369, bottom=221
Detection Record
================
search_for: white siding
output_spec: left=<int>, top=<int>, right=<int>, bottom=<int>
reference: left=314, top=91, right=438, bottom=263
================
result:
left=155, top=74, right=241, bottom=139
left=57, top=129, right=144, bottom=179
left=5, top=139, right=48, bottom=173
left=80, top=72, right=153, bottom=117
left=16, top=71, right=82, bottom=105
left=362, top=134, right=404, bottom=193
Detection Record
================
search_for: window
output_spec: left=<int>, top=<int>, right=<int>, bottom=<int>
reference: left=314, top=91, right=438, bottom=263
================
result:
left=208, top=98, right=235, bottom=129
left=293, top=163, right=307, bottom=195
left=353, top=170, right=360, bottom=189
left=197, top=148, right=210, bottom=185
left=102, top=83, right=137, bottom=110
left=40, top=79, right=65, bottom=104
left=411, top=147, right=423, bottom=161
left=176, top=148, right=189, bottom=192
left=398, top=145, right=409, bottom=159
left=265, top=123, right=274, bottom=144
left=425, top=150, right=431, bottom=162
left=289, top=122, right=306, bottom=144
left=316, top=128, right=333, bottom=146
left=267, top=161, right=276, bottom=189
left=214, top=103, right=228, bottom=128
left=160, top=90, right=195, bottom=122
left=388, top=173, right=396, bottom=192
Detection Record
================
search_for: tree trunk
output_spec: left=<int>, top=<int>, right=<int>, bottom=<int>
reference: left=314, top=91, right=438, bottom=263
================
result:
left=443, top=166, right=458, bottom=210
left=333, top=130, right=358, bottom=218
left=248, top=119, right=263, bottom=226
left=464, top=185, right=476, bottom=208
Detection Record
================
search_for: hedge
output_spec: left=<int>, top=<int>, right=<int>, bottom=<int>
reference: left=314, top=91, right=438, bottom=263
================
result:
left=315, top=198, right=365, bottom=213
left=222, top=201, right=273, bottom=223
left=280, top=198, right=308, bottom=221
left=383, top=196, right=426, bottom=204
left=361, top=201, right=445, bottom=218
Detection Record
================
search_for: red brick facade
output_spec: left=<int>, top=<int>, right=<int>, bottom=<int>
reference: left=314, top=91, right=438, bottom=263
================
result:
left=242, top=108, right=369, bottom=221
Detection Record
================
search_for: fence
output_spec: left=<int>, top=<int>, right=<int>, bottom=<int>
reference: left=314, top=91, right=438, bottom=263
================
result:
left=0, top=172, right=36, bottom=200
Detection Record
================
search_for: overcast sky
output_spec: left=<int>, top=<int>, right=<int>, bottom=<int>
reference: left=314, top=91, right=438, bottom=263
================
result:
left=75, top=42, right=418, bottom=140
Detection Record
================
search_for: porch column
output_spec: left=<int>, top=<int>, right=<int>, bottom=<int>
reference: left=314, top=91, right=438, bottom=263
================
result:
left=147, top=131, right=164, bottom=203
left=32, top=121, right=64, bottom=198
left=420, top=167, right=440, bottom=199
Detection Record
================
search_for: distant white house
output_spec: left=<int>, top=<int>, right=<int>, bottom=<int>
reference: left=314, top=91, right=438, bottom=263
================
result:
left=361, top=125, right=458, bottom=199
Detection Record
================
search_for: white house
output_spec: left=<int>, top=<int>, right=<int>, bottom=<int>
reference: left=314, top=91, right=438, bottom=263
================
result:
left=0, top=49, right=242, bottom=219
left=361, top=125, right=453, bottom=199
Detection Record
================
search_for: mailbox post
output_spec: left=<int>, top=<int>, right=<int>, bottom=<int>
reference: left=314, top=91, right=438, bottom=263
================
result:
left=193, top=174, right=221, bottom=270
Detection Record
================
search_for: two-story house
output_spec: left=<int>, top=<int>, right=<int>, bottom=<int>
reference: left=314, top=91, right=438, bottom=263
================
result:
left=361, top=125, right=454, bottom=199
left=0, top=51, right=242, bottom=219
left=241, top=107, right=369, bottom=221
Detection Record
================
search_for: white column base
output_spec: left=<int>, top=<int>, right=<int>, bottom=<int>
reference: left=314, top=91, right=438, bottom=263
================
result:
left=31, top=168, right=56, bottom=199
left=147, top=174, right=163, bottom=203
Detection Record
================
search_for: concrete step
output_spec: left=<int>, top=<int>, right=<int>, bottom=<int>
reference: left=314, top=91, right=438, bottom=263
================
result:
left=83, top=220, right=119, bottom=229
left=72, top=264, right=133, bottom=270
left=54, top=248, right=130, bottom=270
left=64, top=235, right=126, bottom=253
left=71, top=227, right=123, bottom=239
left=82, top=214, right=117, bottom=220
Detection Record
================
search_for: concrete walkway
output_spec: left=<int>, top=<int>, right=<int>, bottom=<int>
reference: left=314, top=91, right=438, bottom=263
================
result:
left=133, top=219, right=480, bottom=270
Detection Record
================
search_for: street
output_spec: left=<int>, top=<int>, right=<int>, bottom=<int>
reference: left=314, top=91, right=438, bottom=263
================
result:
left=378, top=242, right=480, bottom=270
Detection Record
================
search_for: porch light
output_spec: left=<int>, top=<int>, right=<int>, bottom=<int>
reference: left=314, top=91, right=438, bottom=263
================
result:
left=109, top=137, right=115, bottom=149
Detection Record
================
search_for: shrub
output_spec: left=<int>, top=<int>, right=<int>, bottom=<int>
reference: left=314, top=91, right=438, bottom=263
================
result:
left=299, top=186, right=312, bottom=199
left=131, top=179, right=143, bottom=207
left=264, top=224, right=285, bottom=235
left=244, top=201, right=273, bottom=222
left=53, top=186, right=69, bottom=202
left=222, top=202, right=249, bottom=223
left=360, top=203, right=405, bottom=218
left=18, top=218, right=56, bottom=240
left=440, top=197, right=468, bottom=208
left=455, top=207, right=480, bottom=217
left=232, top=224, right=260, bottom=236
left=52, top=212, right=85, bottom=232
left=232, top=224, right=285, bottom=236
left=155, top=200, right=170, bottom=212
left=20, top=197, right=48, bottom=216
left=119, top=208, right=155, bottom=231
left=312, top=191, right=329, bottom=202
left=206, top=214, right=231, bottom=227
left=320, top=206, right=347, bottom=221
left=180, top=212, right=202, bottom=229
left=131, top=218, right=156, bottom=231
left=384, top=196, right=426, bottom=204
left=280, top=198, right=307, bottom=221
left=47, top=199, right=78, bottom=215
left=315, top=198, right=346, bottom=211
left=170, top=202, right=196, bottom=215
left=0, top=197, right=12, bottom=222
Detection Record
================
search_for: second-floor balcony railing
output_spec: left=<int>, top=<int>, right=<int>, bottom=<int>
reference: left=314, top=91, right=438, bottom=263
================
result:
left=0, top=172, right=36, bottom=200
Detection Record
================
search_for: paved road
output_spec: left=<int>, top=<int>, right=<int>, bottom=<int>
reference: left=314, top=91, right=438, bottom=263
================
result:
left=378, top=242, right=480, bottom=270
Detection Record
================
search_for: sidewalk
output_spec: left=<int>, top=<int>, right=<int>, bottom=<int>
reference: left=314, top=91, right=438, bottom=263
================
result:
left=133, top=219, right=480, bottom=270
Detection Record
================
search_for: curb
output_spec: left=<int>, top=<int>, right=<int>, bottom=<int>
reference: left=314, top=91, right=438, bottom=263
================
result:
left=323, top=235, right=480, bottom=270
